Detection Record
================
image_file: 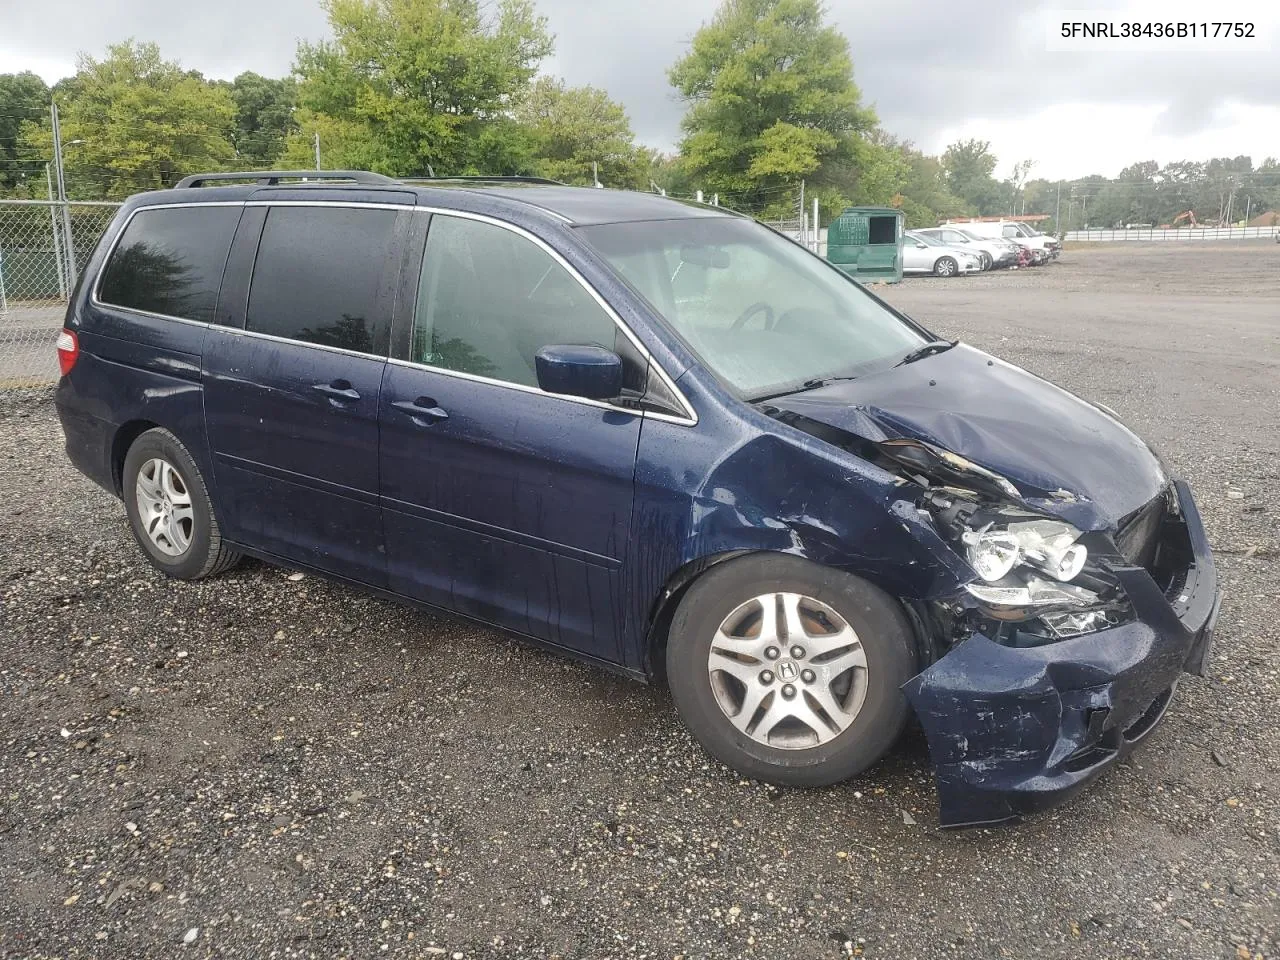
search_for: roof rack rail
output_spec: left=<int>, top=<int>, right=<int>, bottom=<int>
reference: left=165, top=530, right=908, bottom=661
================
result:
left=174, top=170, right=398, bottom=189
left=400, top=175, right=563, bottom=186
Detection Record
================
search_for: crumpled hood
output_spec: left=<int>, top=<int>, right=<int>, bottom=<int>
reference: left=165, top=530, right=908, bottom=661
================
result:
left=768, top=344, right=1166, bottom=530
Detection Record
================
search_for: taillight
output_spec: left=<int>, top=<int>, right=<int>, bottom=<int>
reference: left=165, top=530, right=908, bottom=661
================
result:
left=56, top=328, right=79, bottom=376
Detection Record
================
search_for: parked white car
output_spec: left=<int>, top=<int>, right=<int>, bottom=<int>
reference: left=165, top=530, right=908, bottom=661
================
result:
left=902, top=230, right=983, bottom=277
left=949, top=220, right=1059, bottom=261
left=914, top=227, right=1018, bottom=270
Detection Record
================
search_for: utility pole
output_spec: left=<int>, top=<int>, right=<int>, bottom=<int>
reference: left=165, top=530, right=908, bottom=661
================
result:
left=1054, top=181, right=1062, bottom=235
left=50, top=101, right=77, bottom=285
left=313, top=132, right=321, bottom=169
left=813, top=196, right=819, bottom=254
left=798, top=179, right=805, bottom=246
left=46, top=164, right=67, bottom=299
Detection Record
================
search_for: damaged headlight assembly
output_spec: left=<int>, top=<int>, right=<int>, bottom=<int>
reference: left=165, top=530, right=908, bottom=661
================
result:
left=953, top=515, right=1117, bottom=639
left=963, top=519, right=1088, bottom=587
left=879, top=437, right=1124, bottom=640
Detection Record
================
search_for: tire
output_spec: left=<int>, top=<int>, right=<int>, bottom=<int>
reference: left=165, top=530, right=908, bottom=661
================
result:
left=665, top=554, right=916, bottom=787
left=979, top=252, right=992, bottom=271
left=122, top=427, right=241, bottom=580
left=933, top=256, right=957, bottom=278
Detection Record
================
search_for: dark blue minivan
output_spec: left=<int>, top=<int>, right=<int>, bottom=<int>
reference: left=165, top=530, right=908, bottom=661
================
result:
left=55, top=171, right=1220, bottom=825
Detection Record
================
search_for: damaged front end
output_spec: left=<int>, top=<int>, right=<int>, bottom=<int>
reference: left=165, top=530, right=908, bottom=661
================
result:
left=878, top=438, right=1221, bottom=827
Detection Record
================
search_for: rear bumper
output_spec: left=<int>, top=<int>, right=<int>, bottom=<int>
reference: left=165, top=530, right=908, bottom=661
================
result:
left=905, top=480, right=1220, bottom=827
left=55, top=378, right=117, bottom=494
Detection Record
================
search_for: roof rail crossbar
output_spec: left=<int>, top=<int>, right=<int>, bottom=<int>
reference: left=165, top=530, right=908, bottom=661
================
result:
left=174, top=170, right=398, bottom=189
left=400, top=175, right=564, bottom=186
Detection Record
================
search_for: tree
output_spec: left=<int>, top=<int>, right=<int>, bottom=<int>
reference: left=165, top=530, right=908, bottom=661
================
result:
left=941, top=139, right=1003, bottom=215
left=288, top=0, right=553, bottom=176
left=0, top=72, right=52, bottom=195
left=228, top=72, right=297, bottom=164
left=19, top=42, right=235, bottom=199
left=668, top=0, right=875, bottom=214
left=516, top=77, right=644, bottom=187
left=896, top=147, right=968, bottom=227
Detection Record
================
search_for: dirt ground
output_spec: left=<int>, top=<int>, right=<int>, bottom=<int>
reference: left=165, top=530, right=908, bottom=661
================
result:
left=1, top=242, right=1277, bottom=959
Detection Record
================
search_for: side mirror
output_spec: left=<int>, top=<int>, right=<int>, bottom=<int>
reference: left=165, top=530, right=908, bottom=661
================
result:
left=915, top=241, right=928, bottom=249
left=535, top=344, right=623, bottom=400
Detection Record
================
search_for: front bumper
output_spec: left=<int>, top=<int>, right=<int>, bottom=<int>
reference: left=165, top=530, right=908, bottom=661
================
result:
left=904, top=480, right=1220, bottom=827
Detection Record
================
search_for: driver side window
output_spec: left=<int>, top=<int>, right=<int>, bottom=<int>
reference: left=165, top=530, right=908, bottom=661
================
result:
left=412, top=214, right=621, bottom=389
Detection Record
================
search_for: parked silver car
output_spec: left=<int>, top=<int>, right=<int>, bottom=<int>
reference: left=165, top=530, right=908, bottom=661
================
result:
left=903, top=230, right=983, bottom=277
left=916, top=227, right=1019, bottom=270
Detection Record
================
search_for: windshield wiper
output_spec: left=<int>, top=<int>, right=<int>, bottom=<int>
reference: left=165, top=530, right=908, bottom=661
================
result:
left=800, top=375, right=859, bottom=390
left=895, top=339, right=957, bottom=366
left=748, top=375, right=859, bottom=404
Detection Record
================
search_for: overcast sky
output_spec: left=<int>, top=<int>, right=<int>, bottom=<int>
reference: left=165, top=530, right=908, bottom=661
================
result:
left=3, top=0, right=1278, bottom=180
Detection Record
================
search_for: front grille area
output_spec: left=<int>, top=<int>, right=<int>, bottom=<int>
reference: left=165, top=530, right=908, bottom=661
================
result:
left=1115, top=491, right=1167, bottom=570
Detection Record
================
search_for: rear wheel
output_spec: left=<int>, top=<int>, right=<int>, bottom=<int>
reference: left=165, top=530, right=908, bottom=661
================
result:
left=979, top=252, right=992, bottom=270
left=666, top=554, right=916, bottom=786
left=933, top=256, right=957, bottom=277
left=122, top=428, right=241, bottom=580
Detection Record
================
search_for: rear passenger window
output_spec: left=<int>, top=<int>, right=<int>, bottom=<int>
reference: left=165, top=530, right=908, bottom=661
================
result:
left=97, top=206, right=239, bottom=322
left=412, top=214, right=621, bottom=390
left=246, top=206, right=398, bottom=355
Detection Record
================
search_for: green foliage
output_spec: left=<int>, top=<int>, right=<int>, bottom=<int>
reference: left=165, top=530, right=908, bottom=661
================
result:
left=289, top=0, right=553, bottom=176
left=0, top=72, right=52, bottom=195
left=941, top=138, right=1004, bottom=215
left=19, top=41, right=235, bottom=199
left=516, top=77, right=645, bottom=187
left=669, top=0, right=875, bottom=212
left=228, top=72, right=298, bottom=163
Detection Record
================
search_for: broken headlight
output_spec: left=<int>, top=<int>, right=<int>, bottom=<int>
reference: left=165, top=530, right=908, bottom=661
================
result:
left=961, top=518, right=1088, bottom=583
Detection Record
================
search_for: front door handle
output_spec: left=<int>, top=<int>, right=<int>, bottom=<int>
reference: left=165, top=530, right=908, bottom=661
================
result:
left=312, top=380, right=361, bottom=403
left=391, top=397, right=449, bottom=424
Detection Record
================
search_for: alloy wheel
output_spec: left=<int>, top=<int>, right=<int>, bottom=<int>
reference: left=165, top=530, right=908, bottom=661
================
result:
left=134, top=457, right=194, bottom=557
left=707, top=592, right=870, bottom=749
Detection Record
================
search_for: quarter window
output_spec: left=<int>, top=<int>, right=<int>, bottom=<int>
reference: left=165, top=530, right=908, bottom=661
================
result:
left=246, top=206, right=399, bottom=355
left=98, top=206, right=239, bottom=322
left=412, top=214, right=623, bottom=390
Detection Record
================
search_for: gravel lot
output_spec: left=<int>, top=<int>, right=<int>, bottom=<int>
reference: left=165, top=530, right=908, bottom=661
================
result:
left=1, top=242, right=1277, bottom=959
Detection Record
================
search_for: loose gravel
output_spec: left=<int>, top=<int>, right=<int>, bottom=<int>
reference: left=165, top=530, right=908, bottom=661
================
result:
left=1, top=243, right=1277, bottom=958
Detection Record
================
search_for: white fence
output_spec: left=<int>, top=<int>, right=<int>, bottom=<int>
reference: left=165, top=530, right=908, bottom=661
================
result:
left=1065, top=225, right=1280, bottom=242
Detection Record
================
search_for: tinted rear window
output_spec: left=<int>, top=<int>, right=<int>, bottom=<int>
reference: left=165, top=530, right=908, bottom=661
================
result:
left=246, top=206, right=398, bottom=356
left=97, top=206, right=240, bottom=322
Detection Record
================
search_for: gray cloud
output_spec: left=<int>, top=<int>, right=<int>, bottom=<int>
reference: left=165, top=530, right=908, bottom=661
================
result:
left=3, top=0, right=1278, bottom=172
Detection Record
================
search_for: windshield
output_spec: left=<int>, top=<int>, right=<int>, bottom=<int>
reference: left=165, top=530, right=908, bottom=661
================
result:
left=581, top=217, right=924, bottom=400
left=910, top=232, right=944, bottom=247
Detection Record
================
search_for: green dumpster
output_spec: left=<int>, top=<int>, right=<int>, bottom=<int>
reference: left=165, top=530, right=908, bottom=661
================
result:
left=825, top=206, right=904, bottom=283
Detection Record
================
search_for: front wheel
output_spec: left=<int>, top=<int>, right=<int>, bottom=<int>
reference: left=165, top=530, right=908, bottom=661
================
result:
left=979, top=252, right=992, bottom=271
left=122, top=428, right=241, bottom=580
left=933, top=256, right=957, bottom=277
left=666, top=554, right=916, bottom=787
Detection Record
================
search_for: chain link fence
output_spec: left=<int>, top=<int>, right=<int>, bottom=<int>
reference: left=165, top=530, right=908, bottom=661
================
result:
left=0, top=200, right=120, bottom=387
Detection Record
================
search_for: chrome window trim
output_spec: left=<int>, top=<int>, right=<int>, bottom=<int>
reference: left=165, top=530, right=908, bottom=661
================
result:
left=216, top=324, right=393, bottom=363
left=410, top=206, right=698, bottom=426
left=386, top=356, right=639, bottom=416
left=89, top=198, right=698, bottom=426
left=90, top=201, right=247, bottom=319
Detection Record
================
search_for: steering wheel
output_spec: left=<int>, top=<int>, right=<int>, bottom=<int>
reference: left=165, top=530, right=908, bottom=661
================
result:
left=731, top=301, right=776, bottom=331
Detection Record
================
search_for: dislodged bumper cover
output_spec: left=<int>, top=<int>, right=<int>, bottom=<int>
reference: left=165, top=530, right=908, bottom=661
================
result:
left=904, top=480, right=1220, bottom=827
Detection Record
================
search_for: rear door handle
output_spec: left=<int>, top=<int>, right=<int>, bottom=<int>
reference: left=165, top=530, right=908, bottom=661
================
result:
left=312, top=380, right=361, bottom=403
left=391, top=397, right=449, bottom=424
